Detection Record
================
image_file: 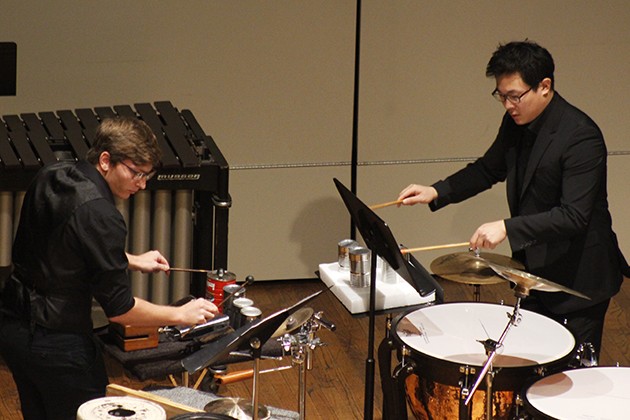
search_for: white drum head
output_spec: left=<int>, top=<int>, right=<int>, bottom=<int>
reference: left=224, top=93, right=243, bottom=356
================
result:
left=396, top=302, right=575, bottom=368
left=525, top=367, right=630, bottom=419
left=77, top=396, right=166, bottom=420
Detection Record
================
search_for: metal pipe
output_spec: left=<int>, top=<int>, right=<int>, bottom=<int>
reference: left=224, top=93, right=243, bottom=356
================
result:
left=151, top=190, right=171, bottom=304
left=172, top=190, right=193, bottom=300
left=130, top=191, right=150, bottom=299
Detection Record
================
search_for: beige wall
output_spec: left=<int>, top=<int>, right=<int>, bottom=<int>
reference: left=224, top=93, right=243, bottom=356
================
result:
left=2, top=1, right=629, bottom=280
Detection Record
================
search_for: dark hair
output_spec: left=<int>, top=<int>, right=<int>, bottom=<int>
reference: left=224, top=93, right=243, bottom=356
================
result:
left=86, top=117, right=161, bottom=168
left=486, top=41, right=555, bottom=90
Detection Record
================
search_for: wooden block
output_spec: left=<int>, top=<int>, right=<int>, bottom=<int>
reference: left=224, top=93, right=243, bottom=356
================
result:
left=112, top=333, right=159, bottom=352
left=109, top=322, right=157, bottom=338
left=109, top=323, right=159, bottom=352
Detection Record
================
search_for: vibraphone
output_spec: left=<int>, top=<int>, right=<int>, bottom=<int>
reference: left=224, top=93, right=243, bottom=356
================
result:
left=0, top=101, right=229, bottom=303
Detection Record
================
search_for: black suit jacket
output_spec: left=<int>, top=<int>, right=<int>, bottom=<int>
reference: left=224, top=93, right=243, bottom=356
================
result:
left=430, top=93, right=627, bottom=313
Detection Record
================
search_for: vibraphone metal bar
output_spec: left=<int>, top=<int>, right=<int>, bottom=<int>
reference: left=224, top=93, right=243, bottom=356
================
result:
left=0, top=101, right=230, bottom=303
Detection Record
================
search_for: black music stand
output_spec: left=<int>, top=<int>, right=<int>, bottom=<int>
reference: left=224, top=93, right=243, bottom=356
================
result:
left=182, top=288, right=325, bottom=373
left=333, top=178, right=442, bottom=420
left=182, top=288, right=326, bottom=420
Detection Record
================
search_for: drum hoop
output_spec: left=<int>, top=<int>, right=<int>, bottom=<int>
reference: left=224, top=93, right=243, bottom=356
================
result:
left=391, top=301, right=576, bottom=371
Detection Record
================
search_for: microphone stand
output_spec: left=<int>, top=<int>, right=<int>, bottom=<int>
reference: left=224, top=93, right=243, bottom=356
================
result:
left=464, top=297, right=522, bottom=417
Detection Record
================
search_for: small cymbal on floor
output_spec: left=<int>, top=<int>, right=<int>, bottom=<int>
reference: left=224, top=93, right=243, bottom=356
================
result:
left=204, top=397, right=269, bottom=420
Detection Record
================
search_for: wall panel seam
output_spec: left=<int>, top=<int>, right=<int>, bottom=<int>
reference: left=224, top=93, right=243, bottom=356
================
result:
left=230, top=150, right=630, bottom=171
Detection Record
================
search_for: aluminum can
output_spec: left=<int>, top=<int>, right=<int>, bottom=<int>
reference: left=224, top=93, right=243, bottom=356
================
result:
left=338, top=239, right=359, bottom=270
left=349, top=247, right=371, bottom=288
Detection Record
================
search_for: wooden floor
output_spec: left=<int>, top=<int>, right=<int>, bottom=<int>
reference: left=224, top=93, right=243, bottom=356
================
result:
left=2, top=276, right=630, bottom=419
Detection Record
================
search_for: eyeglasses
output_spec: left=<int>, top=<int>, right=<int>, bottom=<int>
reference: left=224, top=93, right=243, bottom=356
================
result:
left=119, top=161, right=155, bottom=181
left=491, top=87, right=532, bottom=104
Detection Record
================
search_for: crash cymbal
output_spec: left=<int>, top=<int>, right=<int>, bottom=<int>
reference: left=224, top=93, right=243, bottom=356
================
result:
left=485, top=261, right=591, bottom=300
left=204, top=397, right=270, bottom=420
left=271, top=307, right=313, bottom=338
left=430, top=252, right=524, bottom=285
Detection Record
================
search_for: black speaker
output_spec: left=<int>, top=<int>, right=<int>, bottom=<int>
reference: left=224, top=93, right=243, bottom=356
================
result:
left=0, top=42, right=17, bottom=96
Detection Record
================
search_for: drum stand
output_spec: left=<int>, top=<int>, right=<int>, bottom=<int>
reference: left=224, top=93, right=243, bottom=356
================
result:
left=464, top=297, right=523, bottom=419
left=279, top=311, right=335, bottom=420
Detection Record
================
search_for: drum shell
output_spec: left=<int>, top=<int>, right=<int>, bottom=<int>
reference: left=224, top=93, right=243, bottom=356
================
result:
left=395, top=337, right=569, bottom=392
left=391, top=302, right=576, bottom=419
left=391, top=302, right=575, bottom=389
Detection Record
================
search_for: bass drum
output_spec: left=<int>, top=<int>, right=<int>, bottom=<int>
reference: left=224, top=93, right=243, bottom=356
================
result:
left=392, top=302, right=575, bottom=420
left=523, top=366, right=630, bottom=419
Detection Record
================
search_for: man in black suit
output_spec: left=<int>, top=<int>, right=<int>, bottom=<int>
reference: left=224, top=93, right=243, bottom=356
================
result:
left=397, top=40, right=628, bottom=356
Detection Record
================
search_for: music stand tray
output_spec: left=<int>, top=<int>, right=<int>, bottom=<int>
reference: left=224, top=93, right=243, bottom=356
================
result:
left=317, top=262, right=435, bottom=315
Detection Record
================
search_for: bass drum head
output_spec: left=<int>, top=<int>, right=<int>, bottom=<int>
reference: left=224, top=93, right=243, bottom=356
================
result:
left=524, top=366, right=630, bottom=419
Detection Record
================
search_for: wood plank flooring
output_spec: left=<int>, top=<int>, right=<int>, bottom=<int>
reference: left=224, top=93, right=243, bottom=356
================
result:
left=1, top=277, right=630, bottom=419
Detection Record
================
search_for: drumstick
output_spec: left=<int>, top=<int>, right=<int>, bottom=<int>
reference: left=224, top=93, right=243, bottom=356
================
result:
left=168, top=267, right=212, bottom=274
left=369, top=199, right=404, bottom=210
left=401, top=242, right=470, bottom=254
left=214, top=365, right=293, bottom=385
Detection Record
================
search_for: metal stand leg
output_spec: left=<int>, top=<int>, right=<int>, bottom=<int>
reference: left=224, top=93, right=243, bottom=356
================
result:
left=249, top=338, right=262, bottom=420
left=252, top=357, right=260, bottom=420
left=279, top=310, right=335, bottom=420
left=298, top=348, right=311, bottom=419
left=485, top=369, right=495, bottom=420
left=473, top=284, right=481, bottom=302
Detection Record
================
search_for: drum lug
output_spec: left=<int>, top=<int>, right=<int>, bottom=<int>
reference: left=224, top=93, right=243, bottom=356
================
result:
left=513, top=394, right=530, bottom=420
left=534, top=366, right=547, bottom=377
left=458, top=365, right=475, bottom=419
left=401, top=346, right=411, bottom=358
left=571, top=342, right=599, bottom=368
left=457, top=365, right=476, bottom=398
left=459, top=365, right=476, bottom=376
left=393, top=346, right=416, bottom=378
left=393, top=361, right=416, bottom=379
left=400, top=346, right=412, bottom=366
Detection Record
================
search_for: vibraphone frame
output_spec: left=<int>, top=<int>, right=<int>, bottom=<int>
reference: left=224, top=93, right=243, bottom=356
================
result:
left=0, top=101, right=229, bottom=299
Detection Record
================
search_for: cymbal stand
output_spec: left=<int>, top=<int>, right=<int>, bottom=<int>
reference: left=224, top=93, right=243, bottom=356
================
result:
left=248, top=337, right=264, bottom=420
left=279, top=311, right=336, bottom=420
left=464, top=297, right=522, bottom=418
left=473, top=284, right=481, bottom=302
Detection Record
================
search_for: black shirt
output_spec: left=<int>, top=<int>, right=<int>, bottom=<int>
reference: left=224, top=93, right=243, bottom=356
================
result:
left=10, top=160, right=135, bottom=333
